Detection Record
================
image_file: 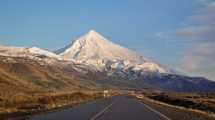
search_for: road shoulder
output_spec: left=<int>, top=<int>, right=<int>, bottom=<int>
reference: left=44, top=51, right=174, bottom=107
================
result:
left=136, top=96, right=215, bottom=120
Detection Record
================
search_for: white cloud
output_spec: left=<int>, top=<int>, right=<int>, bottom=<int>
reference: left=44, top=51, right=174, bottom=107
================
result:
left=181, top=42, right=215, bottom=80
left=175, top=25, right=215, bottom=42
left=190, top=1, right=215, bottom=24
left=181, top=1, right=215, bottom=80
left=198, top=0, right=215, bottom=5
left=160, top=1, right=215, bottom=41
left=158, top=1, right=215, bottom=80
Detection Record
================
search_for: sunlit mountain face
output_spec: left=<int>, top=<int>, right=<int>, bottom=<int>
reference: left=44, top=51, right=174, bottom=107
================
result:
left=1, top=30, right=214, bottom=92
left=56, top=30, right=171, bottom=74
left=1, top=1, right=215, bottom=120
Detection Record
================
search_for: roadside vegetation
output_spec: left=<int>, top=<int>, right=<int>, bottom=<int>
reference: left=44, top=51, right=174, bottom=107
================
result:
left=0, top=56, right=123, bottom=120
left=131, top=90, right=215, bottom=120
left=0, top=90, right=104, bottom=120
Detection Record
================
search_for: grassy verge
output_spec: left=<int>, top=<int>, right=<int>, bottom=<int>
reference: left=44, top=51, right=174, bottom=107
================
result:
left=131, top=91, right=215, bottom=120
left=0, top=90, right=104, bottom=120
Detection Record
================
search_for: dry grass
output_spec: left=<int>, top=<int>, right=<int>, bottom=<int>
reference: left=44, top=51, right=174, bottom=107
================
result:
left=131, top=90, right=215, bottom=118
left=0, top=56, right=120, bottom=120
left=0, top=90, right=104, bottom=120
left=135, top=96, right=215, bottom=120
left=0, top=91, right=103, bottom=112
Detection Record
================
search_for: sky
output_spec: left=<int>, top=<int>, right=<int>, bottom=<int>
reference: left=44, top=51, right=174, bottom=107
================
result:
left=0, top=0, right=215, bottom=80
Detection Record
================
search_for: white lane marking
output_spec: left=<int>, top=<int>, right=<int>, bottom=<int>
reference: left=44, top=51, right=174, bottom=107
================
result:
left=138, top=101, right=171, bottom=120
left=90, top=99, right=116, bottom=120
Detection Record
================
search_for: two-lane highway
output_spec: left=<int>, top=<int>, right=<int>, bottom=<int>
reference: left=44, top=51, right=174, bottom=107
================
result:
left=30, top=95, right=171, bottom=120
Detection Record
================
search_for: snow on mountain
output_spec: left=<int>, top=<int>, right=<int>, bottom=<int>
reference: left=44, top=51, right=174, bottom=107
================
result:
left=0, top=31, right=214, bottom=92
left=0, top=45, right=62, bottom=60
left=132, top=62, right=168, bottom=73
left=0, top=45, right=26, bottom=56
left=0, top=30, right=173, bottom=74
left=57, top=30, right=171, bottom=73
left=27, top=47, right=62, bottom=59
left=58, top=30, right=146, bottom=61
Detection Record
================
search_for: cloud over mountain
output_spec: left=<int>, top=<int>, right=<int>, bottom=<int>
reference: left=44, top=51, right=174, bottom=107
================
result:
left=157, top=0, right=215, bottom=80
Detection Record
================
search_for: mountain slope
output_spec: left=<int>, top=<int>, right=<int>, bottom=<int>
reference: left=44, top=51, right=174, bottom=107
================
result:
left=0, top=45, right=64, bottom=66
left=0, top=55, right=100, bottom=95
left=0, top=30, right=214, bottom=92
left=56, top=30, right=215, bottom=92
left=57, top=30, right=171, bottom=73
left=0, top=45, right=61, bottom=59
left=57, top=30, right=146, bottom=62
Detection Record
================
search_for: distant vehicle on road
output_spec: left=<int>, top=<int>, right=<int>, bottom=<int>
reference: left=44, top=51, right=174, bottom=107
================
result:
left=103, top=90, right=109, bottom=98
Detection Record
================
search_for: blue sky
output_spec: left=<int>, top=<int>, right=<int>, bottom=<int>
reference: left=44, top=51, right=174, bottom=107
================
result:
left=0, top=0, right=215, bottom=80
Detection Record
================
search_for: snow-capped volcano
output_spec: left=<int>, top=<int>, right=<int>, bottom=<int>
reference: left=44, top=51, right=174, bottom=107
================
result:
left=0, top=31, right=214, bottom=92
left=57, top=30, right=171, bottom=73
left=58, top=30, right=146, bottom=62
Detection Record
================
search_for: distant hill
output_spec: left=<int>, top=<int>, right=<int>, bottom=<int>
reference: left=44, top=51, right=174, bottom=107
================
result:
left=0, top=30, right=215, bottom=93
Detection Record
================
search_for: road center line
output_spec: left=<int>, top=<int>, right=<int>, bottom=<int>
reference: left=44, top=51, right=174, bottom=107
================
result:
left=90, top=99, right=116, bottom=120
left=138, top=101, right=171, bottom=120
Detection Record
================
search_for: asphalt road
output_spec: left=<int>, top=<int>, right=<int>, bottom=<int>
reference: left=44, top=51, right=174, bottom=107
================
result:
left=30, top=95, right=171, bottom=120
